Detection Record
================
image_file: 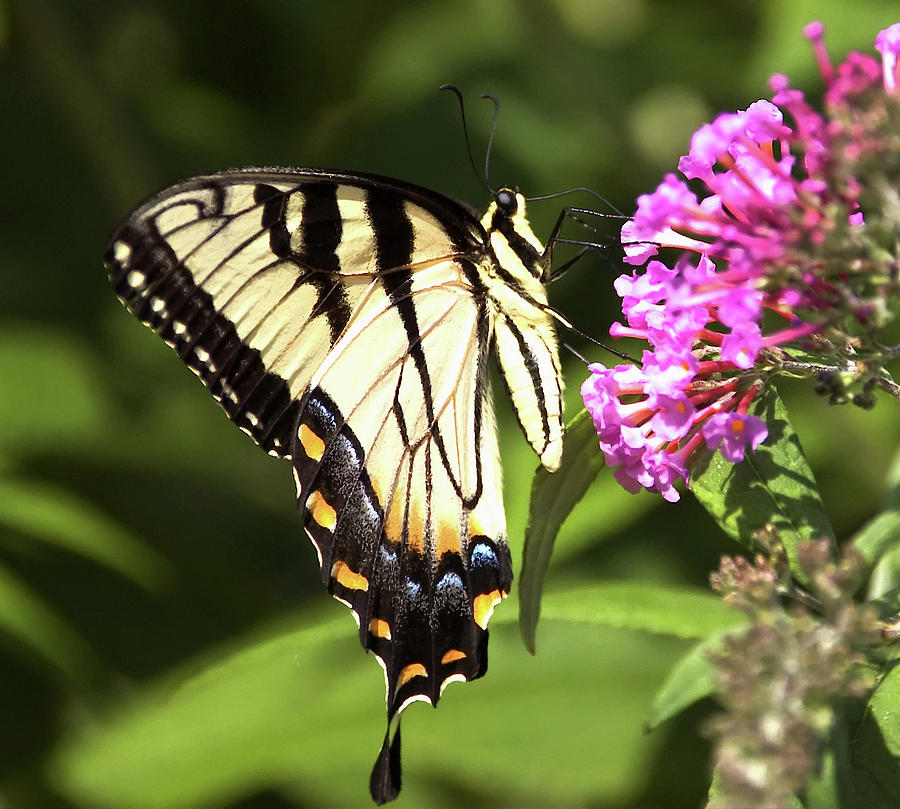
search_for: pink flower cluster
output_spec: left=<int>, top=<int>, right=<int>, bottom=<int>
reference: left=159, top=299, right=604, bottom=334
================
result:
left=583, top=22, right=900, bottom=501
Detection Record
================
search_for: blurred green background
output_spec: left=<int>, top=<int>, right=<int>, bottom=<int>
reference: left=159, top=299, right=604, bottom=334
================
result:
left=2, top=1, right=899, bottom=807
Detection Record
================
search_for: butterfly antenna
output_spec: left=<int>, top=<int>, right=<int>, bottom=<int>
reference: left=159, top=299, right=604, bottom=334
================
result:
left=562, top=342, right=590, bottom=365
left=528, top=186, right=628, bottom=218
left=579, top=330, right=637, bottom=363
left=440, top=84, right=488, bottom=193
left=546, top=306, right=637, bottom=363
left=479, top=93, right=501, bottom=192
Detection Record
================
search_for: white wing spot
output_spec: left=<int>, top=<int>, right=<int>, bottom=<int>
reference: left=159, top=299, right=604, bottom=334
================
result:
left=221, top=382, right=239, bottom=404
left=126, top=269, right=145, bottom=289
left=150, top=296, right=166, bottom=314
left=114, top=241, right=133, bottom=266
left=440, top=673, right=467, bottom=696
left=246, top=412, right=260, bottom=427
left=398, top=693, right=433, bottom=713
left=194, top=347, right=211, bottom=365
left=173, top=321, right=187, bottom=336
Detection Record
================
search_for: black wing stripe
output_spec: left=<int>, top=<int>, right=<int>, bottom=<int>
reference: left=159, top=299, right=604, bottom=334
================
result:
left=295, top=181, right=353, bottom=342
left=365, top=186, right=429, bottom=437
left=497, top=313, right=551, bottom=453
left=366, top=186, right=485, bottom=506
left=107, top=218, right=299, bottom=457
left=254, top=183, right=292, bottom=259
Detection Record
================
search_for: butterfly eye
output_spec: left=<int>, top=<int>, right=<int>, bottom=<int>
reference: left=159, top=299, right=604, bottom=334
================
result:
left=495, top=188, right=518, bottom=215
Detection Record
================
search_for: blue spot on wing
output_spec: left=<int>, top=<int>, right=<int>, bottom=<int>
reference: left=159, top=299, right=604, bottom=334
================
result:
left=405, top=577, right=422, bottom=599
left=470, top=542, right=498, bottom=568
left=436, top=572, right=464, bottom=592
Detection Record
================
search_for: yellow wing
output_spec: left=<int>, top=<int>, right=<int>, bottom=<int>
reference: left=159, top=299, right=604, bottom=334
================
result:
left=106, top=169, right=562, bottom=804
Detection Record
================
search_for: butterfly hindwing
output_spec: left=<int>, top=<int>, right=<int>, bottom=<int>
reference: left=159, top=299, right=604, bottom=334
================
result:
left=291, top=253, right=510, bottom=711
left=106, top=168, right=562, bottom=803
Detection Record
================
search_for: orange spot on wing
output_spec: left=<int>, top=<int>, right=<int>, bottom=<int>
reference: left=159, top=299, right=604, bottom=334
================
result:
left=368, top=617, right=391, bottom=639
left=440, top=648, right=466, bottom=665
left=384, top=480, right=407, bottom=544
left=473, top=589, right=503, bottom=629
left=398, top=662, right=427, bottom=688
left=308, top=490, right=337, bottom=530
left=435, top=521, right=461, bottom=556
left=332, top=560, right=369, bottom=591
left=406, top=513, right=425, bottom=553
left=298, top=424, right=325, bottom=460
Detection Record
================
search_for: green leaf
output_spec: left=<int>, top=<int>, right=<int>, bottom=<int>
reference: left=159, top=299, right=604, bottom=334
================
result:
left=0, top=560, right=95, bottom=681
left=535, top=581, right=742, bottom=639
left=519, top=408, right=606, bottom=653
left=885, top=444, right=900, bottom=511
left=860, top=449, right=900, bottom=599
left=805, top=709, right=844, bottom=809
left=690, top=388, right=835, bottom=581
left=841, top=664, right=900, bottom=809
left=645, top=628, right=744, bottom=731
left=805, top=666, right=900, bottom=809
left=0, top=477, right=172, bottom=592
left=0, top=324, right=111, bottom=454
left=50, top=610, right=695, bottom=809
left=869, top=664, right=900, bottom=757
left=852, top=510, right=900, bottom=600
left=50, top=611, right=372, bottom=809
left=532, top=583, right=745, bottom=731
left=851, top=510, right=900, bottom=569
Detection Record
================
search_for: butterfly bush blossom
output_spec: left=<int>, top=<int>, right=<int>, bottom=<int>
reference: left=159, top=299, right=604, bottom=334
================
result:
left=583, top=22, right=900, bottom=501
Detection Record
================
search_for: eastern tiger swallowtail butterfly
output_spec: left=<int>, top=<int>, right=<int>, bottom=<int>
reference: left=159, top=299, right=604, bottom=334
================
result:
left=106, top=166, right=566, bottom=803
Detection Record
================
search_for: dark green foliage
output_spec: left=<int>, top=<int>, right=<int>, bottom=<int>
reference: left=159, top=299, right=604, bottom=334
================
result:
left=2, top=1, right=899, bottom=807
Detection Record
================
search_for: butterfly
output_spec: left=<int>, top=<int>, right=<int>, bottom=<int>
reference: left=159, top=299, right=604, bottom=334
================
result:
left=106, top=166, right=567, bottom=803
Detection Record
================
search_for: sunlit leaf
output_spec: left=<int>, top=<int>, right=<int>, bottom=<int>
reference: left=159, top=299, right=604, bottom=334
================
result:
left=537, top=583, right=745, bottom=731
left=690, top=388, right=835, bottom=581
left=646, top=628, right=746, bottom=731
left=852, top=510, right=900, bottom=568
left=51, top=611, right=695, bottom=809
left=869, top=664, right=900, bottom=756
left=841, top=665, right=900, bottom=809
left=519, top=408, right=606, bottom=653
left=852, top=509, right=900, bottom=601
left=535, top=581, right=741, bottom=639
left=886, top=445, right=900, bottom=510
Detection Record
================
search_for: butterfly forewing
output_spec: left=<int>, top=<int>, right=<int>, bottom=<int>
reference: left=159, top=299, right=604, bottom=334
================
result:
left=106, top=168, right=562, bottom=803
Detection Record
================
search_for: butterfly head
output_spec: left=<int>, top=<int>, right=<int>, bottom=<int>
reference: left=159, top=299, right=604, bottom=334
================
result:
left=494, top=187, right=519, bottom=216
left=481, top=187, right=549, bottom=282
